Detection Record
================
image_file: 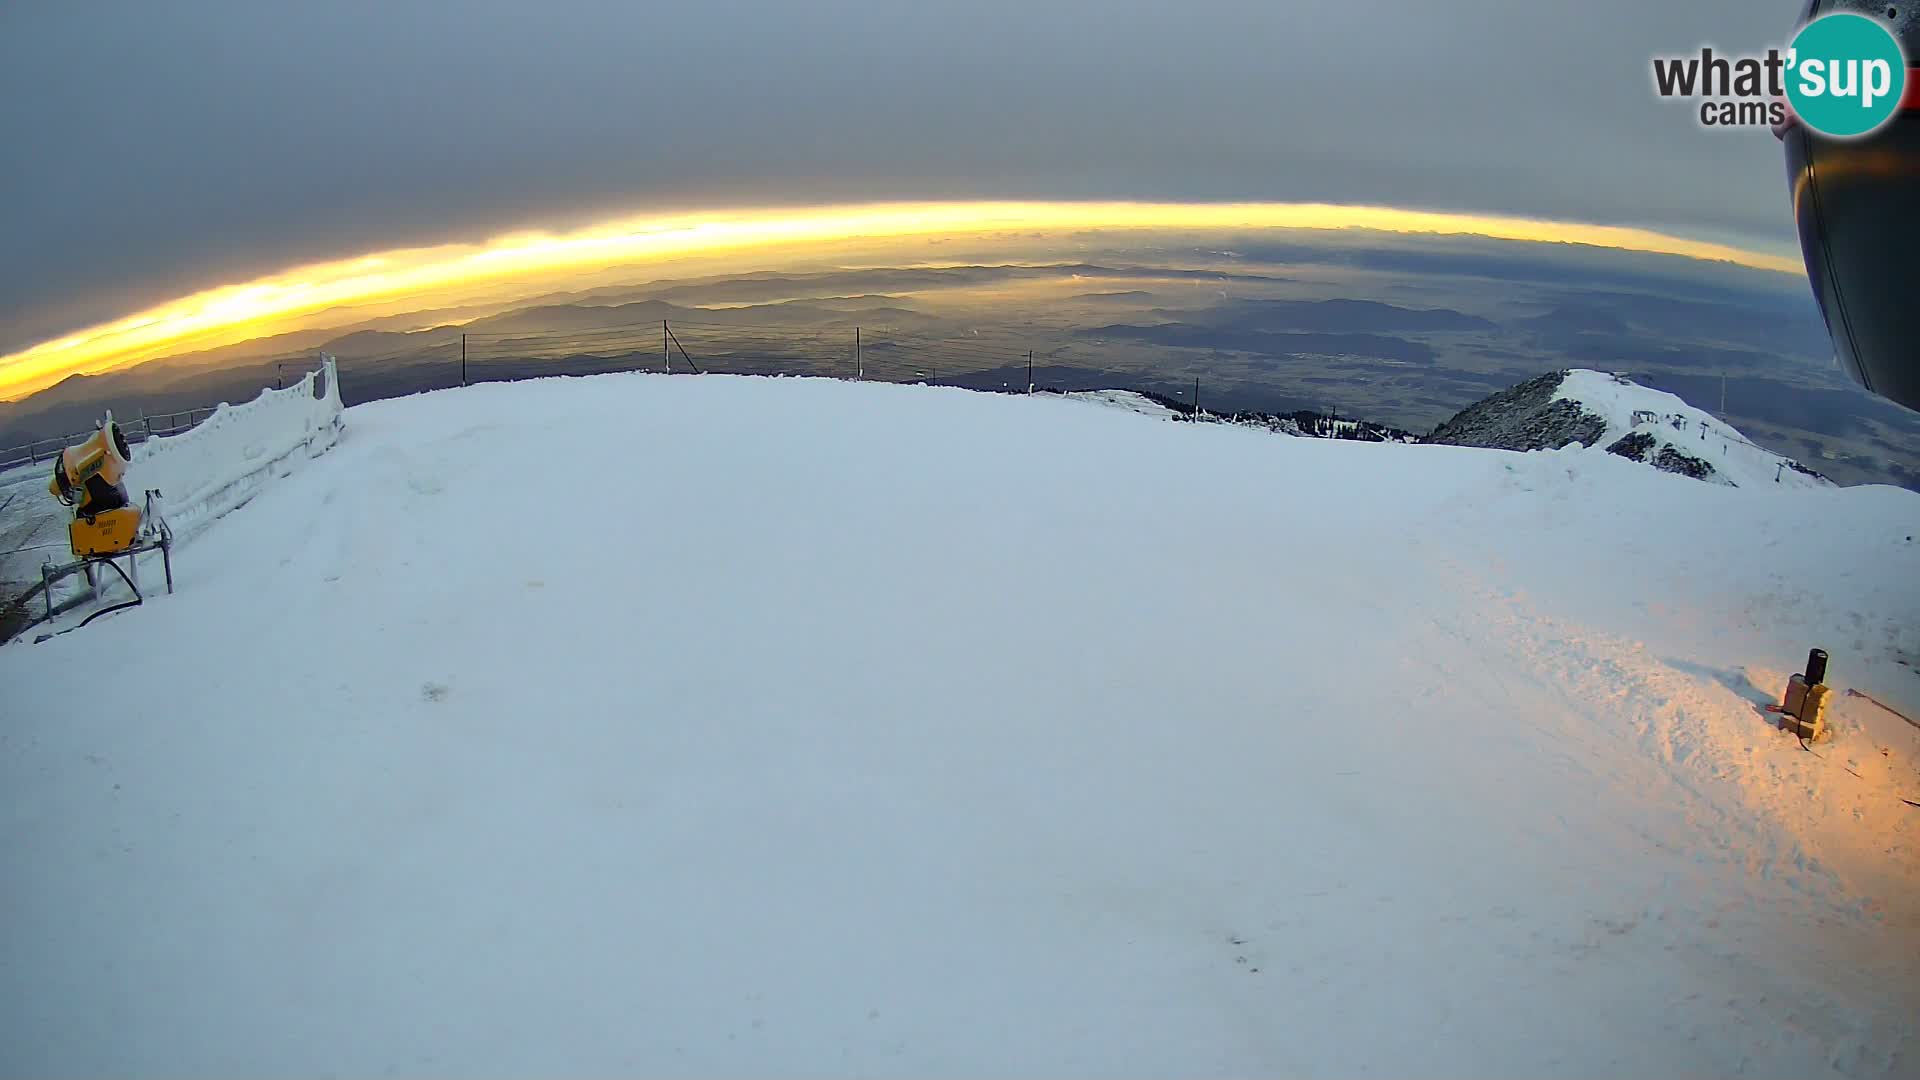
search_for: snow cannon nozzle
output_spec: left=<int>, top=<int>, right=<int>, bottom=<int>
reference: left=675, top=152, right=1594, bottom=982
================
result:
left=1804, top=648, right=1829, bottom=687
left=46, top=417, right=135, bottom=530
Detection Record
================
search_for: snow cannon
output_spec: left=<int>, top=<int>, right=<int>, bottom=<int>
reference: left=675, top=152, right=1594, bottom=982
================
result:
left=48, top=414, right=141, bottom=557
left=1781, top=1, right=1920, bottom=411
left=32, top=412, right=174, bottom=636
left=1778, top=647, right=1833, bottom=742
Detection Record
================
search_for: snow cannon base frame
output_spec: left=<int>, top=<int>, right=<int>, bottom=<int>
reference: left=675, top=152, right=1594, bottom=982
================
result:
left=34, top=490, right=175, bottom=636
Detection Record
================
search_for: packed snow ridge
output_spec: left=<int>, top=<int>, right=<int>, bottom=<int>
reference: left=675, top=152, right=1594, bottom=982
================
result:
left=4, top=371, right=1918, bottom=1078
left=1424, top=369, right=1830, bottom=489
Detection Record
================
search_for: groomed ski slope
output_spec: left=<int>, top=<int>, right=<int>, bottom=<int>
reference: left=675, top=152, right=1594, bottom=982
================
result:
left=4, top=372, right=1919, bottom=1078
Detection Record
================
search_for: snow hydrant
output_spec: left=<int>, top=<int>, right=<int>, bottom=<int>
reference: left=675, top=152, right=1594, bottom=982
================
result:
left=1779, top=647, right=1832, bottom=742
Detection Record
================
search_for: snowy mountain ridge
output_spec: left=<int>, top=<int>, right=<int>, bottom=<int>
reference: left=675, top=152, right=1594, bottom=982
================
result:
left=1060, top=371, right=1815, bottom=484
left=1426, top=369, right=1830, bottom=489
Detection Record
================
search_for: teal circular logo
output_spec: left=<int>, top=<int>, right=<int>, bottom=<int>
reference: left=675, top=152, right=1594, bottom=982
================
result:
left=1786, top=13, right=1908, bottom=138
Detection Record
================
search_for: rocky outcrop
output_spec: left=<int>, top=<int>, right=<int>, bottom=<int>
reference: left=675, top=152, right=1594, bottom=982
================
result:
left=1421, top=371, right=1607, bottom=451
left=1651, top=446, right=1717, bottom=481
left=1604, top=431, right=1657, bottom=461
left=1602, top=430, right=1716, bottom=480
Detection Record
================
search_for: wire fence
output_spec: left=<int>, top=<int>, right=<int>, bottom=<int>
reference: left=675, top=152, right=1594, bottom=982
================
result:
left=448, top=319, right=1059, bottom=391
left=3, top=315, right=1375, bottom=480
left=0, top=320, right=1064, bottom=478
left=270, top=318, right=1108, bottom=425
left=440, top=319, right=1366, bottom=428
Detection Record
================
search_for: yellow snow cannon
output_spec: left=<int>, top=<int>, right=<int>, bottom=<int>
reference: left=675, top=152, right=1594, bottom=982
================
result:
left=49, top=416, right=143, bottom=557
left=27, top=413, right=174, bottom=638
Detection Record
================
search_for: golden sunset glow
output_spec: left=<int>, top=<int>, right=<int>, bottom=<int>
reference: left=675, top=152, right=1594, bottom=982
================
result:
left=0, top=200, right=1802, bottom=400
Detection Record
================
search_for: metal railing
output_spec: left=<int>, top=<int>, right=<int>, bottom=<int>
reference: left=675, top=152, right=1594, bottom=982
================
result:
left=0, top=407, right=218, bottom=474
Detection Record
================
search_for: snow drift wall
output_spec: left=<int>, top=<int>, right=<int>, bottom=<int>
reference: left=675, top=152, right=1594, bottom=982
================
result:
left=133, top=355, right=344, bottom=539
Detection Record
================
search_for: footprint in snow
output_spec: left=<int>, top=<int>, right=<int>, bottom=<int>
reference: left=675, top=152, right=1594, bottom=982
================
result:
left=421, top=682, right=450, bottom=703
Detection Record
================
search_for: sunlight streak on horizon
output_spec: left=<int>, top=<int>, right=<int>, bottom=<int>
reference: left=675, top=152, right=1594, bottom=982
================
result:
left=0, top=200, right=1802, bottom=400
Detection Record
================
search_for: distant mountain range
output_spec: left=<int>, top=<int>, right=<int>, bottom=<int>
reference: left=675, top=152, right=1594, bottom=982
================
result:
left=0, top=283, right=1507, bottom=449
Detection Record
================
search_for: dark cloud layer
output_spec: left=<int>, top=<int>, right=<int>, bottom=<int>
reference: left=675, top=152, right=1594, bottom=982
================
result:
left=0, top=0, right=1803, bottom=352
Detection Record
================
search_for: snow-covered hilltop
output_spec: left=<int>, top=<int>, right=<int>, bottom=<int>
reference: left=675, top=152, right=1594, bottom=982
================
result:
left=1059, top=387, right=1420, bottom=442
left=1057, top=370, right=1811, bottom=482
left=2, top=371, right=1917, bottom=1077
left=1425, top=369, right=1830, bottom=489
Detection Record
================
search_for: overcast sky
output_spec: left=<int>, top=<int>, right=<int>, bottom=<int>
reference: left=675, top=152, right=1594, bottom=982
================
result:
left=0, top=0, right=1803, bottom=353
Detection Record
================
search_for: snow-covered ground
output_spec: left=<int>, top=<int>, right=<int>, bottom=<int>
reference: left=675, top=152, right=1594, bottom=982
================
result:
left=3, top=372, right=1918, bottom=1078
left=0, top=461, right=67, bottom=589
left=1557, top=369, right=1829, bottom=489
left=1059, top=388, right=1184, bottom=420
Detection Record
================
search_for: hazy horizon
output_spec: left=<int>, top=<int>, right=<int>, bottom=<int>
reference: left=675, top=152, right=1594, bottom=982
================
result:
left=2, top=1, right=1815, bottom=369
left=5, top=228, right=1913, bottom=491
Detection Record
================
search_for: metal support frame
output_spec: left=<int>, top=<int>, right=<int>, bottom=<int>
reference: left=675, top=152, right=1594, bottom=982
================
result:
left=34, top=491, right=174, bottom=633
left=38, top=534, right=173, bottom=626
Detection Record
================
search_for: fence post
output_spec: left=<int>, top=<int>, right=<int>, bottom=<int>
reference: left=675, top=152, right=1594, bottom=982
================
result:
left=662, top=320, right=670, bottom=375
left=1194, top=377, right=1200, bottom=418
left=1027, top=350, right=1033, bottom=393
left=855, top=327, right=862, bottom=381
left=461, top=334, right=467, bottom=387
